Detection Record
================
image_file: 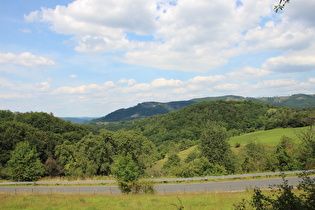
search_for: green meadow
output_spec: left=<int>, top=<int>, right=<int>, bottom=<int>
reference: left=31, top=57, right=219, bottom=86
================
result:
left=0, top=191, right=254, bottom=210
left=153, top=126, right=309, bottom=169
left=229, top=126, right=309, bottom=147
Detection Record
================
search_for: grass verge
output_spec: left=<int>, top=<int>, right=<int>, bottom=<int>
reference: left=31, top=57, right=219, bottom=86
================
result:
left=0, top=191, right=256, bottom=210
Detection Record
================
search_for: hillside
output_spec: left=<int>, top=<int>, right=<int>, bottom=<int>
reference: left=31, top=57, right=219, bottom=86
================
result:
left=90, top=94, right=315, bottom=124
left=90, top=100, right=195, bottom=123
left=129, top=100, right=315, bottom=146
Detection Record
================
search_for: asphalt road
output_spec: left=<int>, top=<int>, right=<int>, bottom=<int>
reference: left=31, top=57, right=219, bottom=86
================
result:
left=0, top=170, right=311, bottom=186
left=0, top=176, right=308, bottom=195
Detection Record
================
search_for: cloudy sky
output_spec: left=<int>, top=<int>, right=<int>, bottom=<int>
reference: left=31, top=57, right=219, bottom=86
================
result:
left=1, top=0, right=315, bottom=117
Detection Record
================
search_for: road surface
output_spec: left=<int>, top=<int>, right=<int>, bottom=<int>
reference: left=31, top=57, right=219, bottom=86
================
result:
left=0, top=176, right=309, bottom=195
left=0, top=170, right=311, bottom=186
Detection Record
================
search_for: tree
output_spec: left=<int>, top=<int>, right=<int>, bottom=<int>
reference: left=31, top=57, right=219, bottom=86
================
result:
left=112, top=130, right=157, bottom=173
left=275, top=0, right=290, bottom=12
left=241, top=140, right=277, bottom=173
left=44, top=157, right=62, bottom=177
left=275, top=136, right=298, bottom=171
left=55, top=133, right=115, bottom=177
left=297, top=126, right=315, bottom=169
left=112, top=154, right=140, bottom=193
left=6, top=141, right=45, bottom=181
left=163, top=154, right=181, bottom=170
left=200, top=123, right=237, bottom=173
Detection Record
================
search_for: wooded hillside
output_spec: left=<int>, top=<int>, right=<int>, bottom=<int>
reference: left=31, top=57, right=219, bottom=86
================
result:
left=1, top=100, right=315, bottom=181
left=90, top=94, right=315, bottom=124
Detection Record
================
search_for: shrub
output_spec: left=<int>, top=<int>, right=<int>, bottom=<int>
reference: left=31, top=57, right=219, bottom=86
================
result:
left=234, top=173, right=315, bottom=210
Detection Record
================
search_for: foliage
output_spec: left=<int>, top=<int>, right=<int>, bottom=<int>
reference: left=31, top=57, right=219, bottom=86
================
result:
left=112, top=154, right=141, bottom=194
left=117, top=181, right=156, bottom=194
left=55, top=133, right=114, bottom=177
left=113, top=154, right=140, bottom=183
left=44, top=157, right=62, bottom=177
left=240, top=140, right=277, bottom=173
left=297, top=126, right=315, bottom=169
left=93, top=94, right=315, bottom=127
left=6, top=141, right=45, bottom=181
left=163, top=154, right=181, bottom=170
left=275, top=136, right=299, bottom=171
left=91, top=101, right=194, bottom=123
left=274, top=0, right=290, bottom=12
left=130, top=101, right=314, bottom=150
left=234, top=173, right=315, bottom=210
left=200, top=123, right=237, bottom=173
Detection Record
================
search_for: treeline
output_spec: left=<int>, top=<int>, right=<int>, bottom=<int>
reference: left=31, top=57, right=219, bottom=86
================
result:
left=130, top=101, right=315, bottom=146
left=0, top=110, right=156, bottom=181
left=0, top=101, right=315, bottom=181
left=160, top=131, right=315, bottom=178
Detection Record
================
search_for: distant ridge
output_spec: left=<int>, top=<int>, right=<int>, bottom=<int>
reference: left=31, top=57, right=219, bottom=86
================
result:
left=90, top=93, right=315, bottom=124
left=61, top=117, right=97, bottom=124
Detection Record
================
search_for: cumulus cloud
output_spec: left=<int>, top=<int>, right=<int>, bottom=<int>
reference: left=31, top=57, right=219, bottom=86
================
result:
left=263, top=55, right=315, bottom=73
left=28, top=0, right=313, bottom=72
left=255, top=79, right=298, bottom=88
left=118, top=78, right=136, bottom=86
left=46, top=74, right=315, bottom=108
left=227, top=66, right=271, bottom=79
left=0, top=52, right=55, bottom=67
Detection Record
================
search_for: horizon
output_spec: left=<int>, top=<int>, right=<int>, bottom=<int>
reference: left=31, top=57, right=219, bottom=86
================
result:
left=9, top=93, right=314, bottom=118
left=1, top=0, right=315, bottom=117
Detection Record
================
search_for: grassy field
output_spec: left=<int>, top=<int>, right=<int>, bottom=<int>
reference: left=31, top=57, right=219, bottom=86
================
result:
left=229, top=126, right=308, bottom=147
left=0, top=191, right=254, bottom=210
left=150, top=145, right=198, bottom=173
left=150, top=127, right=309, bottom=171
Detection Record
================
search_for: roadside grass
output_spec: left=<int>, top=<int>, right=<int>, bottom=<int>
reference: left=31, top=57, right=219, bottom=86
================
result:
left=0, top=191, right=256, bottom=210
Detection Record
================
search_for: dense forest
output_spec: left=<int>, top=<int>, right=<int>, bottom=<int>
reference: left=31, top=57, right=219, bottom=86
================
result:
left=1, top=100, right=315, bottom=181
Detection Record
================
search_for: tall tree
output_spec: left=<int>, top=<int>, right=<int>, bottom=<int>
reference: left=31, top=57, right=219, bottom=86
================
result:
left=7, top=141, right=45, bottom=181
left=297, top=126, right=315, bottom=169
left=200, top=123, right=237, bottom=173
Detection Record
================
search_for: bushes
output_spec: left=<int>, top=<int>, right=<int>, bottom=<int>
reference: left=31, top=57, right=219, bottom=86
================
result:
left=234, top=173, right=315, bottom=210
left=117, top=181, right=155, bottom=194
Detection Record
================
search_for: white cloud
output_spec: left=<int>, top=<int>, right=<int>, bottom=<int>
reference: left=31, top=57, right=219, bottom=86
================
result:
left=188, top=75, right=225, bottom=84
left=285, top=0, right=315, bottom=27
left=25, top=0, right=315, bottom=73
left=309, top=78, right=315, bottom=83
left=255, top=79, right=298, bottom=88
left=263, top=55, right=315, bottom=73
left=0, top=52, right=55, bottom=67
left=227, top=66, right=271, bottom=79
left=70, top=74, right=78, bottom=78
left=104, top=81, right=116, bottom=88
left=118, top=78, right=136, bottom=86
left=151, top=78, right=183, bottom=87
left=52, top=83, right=103, bottom=94
left=214, top=83, right=240, bottom=91
left=0, top=92, right=34, bottom=99
left=34, top=82, right=51, bottom=91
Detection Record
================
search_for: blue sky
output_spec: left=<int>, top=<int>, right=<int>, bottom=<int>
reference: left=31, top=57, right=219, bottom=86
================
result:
left=1, top=0, right=315, bottom=117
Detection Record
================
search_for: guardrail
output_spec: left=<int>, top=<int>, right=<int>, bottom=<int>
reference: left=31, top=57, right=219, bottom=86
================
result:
left=0, top=170, right=313, bottom=185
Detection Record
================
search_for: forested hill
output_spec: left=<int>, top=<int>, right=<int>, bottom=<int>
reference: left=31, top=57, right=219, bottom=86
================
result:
left=91, top=94, right=315, bottom=123
left=91, top=100, right=195, bottom=123
left=129, top=100, right=315, bottom=145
